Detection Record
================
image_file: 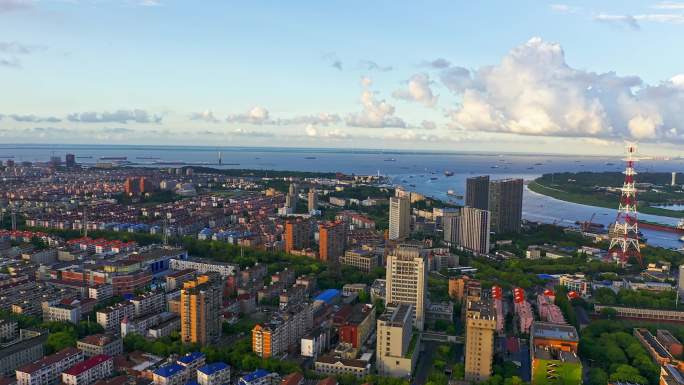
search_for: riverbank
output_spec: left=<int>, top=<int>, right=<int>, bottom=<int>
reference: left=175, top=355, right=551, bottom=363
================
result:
left=528, top=180, right=684, bottom=219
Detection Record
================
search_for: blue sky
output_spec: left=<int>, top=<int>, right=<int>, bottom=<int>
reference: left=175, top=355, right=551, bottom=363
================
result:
left=1, top=0, right=684, bottom=155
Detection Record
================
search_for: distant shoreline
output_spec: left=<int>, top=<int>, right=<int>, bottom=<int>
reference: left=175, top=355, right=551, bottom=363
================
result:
left=528, top=179, right=684, bottom=219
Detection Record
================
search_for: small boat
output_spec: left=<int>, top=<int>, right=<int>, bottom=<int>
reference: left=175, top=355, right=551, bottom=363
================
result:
left=304, top=156, right=316, bottom=160
left=606, top=162, right=615, bottom=166
left=447, top=189, right=456, bottom=195
left=444, top=170, right=454, bottom=177
left=384, top=158, right=396, bottom=162
left=430, top=177, right=438, bottom=181
left=527, top=167, right=534, bottom=170
left=535, top=163, right=543, bottom=166
left=490, top=165, right=499, bottom=169
left=680, top=236, right=684, bottom=242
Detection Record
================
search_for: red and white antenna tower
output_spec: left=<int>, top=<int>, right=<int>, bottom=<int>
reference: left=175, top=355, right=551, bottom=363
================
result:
left=609, top=143, right=642, bottom=265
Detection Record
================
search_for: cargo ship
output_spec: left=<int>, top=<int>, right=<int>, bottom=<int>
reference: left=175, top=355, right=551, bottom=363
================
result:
left=99, top=156, right=127, bottom=161
left=638, top=219, right=684, bottom=234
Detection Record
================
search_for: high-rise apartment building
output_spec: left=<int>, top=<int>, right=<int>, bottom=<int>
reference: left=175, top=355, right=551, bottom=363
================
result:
left=318, top=221, right=346, bottom=263
left=466, top=176, right=490, bottom=210
left=124, top=177, right=155, bottom=196
left=385, top=245, right=427, bottom=330
left=285, top=219, right=310, bottom=253
left=65, top=154, right=76, bottom=169
left=180, top=273, right=222, bottom=346
left=251, top=303, right=313, bottom=358
left=488, top=178, right=523, bottom=233
left=376, top=304, right=417, bottom=378
left=286, top=184, right=298, bottom=211
left=307, top=188, right=318, bottom=212
left=388, top=197, right=410, bottom=240
left=443, top=210, right=460, bottom=245
left=679, top=265, right=684, bottom=296
left=458, top=207, right=491, bottom=255
left=464, top=299, right=497, bottom=383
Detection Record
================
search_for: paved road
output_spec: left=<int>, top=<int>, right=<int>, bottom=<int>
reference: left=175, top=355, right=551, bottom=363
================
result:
left=414, top=340, right=438, bottom=385
left=519, top=340, right=531, bottom=382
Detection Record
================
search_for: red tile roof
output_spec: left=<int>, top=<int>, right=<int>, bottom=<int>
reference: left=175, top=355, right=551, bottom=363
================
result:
left=63, top=355, right=111, bottom=376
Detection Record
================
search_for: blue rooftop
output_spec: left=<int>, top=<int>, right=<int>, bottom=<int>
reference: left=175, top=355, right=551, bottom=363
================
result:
left=178, top=351, right=205, bottom=364
left=241, top=369, right=270, bottom=382
left=314, top=289, right=340, bottom=303
left=198, top=362, right=229, bottom=375
left=536, top=274, right=555, bottom=280
left=154, top=363, right=185, bottom=378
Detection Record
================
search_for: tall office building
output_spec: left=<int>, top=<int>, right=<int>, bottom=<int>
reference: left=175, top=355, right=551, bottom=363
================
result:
left=679, top=265, right=684, bottom=296
left=464, top=299, right=496, bottom=383
left=458, top=207, right=491, bottom=255
left=318, top=221, right=346, bottom=263
left=488, top=178, right=523, bottom=233
left=65, top=154, right=76, bottom=169
left=385, top=245, right=427, bottom=330
left=389, top=197, right=411, bottom=240
left=376, top=304, right=417, bottom=378
left=307, top=188, right=318, bottom=212
left=285, top=219, right=310, bottom=253
left=180, top=273, right=222, bottom=346
left=466, top=176, right=490, bottom=210
left=287, top=183, right=298, bottom=211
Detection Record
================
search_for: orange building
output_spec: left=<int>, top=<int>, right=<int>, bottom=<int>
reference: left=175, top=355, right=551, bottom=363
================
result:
left=252, top=324, right=273, bottom=358
left=123, top=177, right=155, bottom=196
left=318, top=221, right=346, bottom=263
left=180, top=273, right=222, bottom=346
left=448, top=276, right=470, bottom=302
left=284, top=219, right=310, bottom=253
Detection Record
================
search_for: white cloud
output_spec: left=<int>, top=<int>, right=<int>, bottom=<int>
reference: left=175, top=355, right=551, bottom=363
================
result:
left=635, top=13, right=684, bottom=23
left=0, top=0, right=31, bottom=12
left=277, top=112, right=341, bottom=126
left=446, top=37, right=684, bottom=141
left=652, top=1, right=684, bottom=10
left=232, top=128, right=274, bottom=137
left=594, top=14, right=640, bottom=30
left=440, top=66, right=473, bottom=93
left=305, top=124, right=318, bottom=137
left=224, top=108, right=340, bottom=126
left=346, top=78, right=406, bottom=128
left=189, top=110, right=219, bottom=123
left=422, top=58, right=451, bottom=69
left=550, top=4, right=579, bottom=13
left=68, top=109, right=163, bottom=123
left=226, top=106, right=272, bottom=125
left=359, top=60, right=392, bottom=72
left=392, top=73, right=438, bottom=107
left=5, top=114, right=60, bottom=123
left=421, top=120, right=437, bottom=130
